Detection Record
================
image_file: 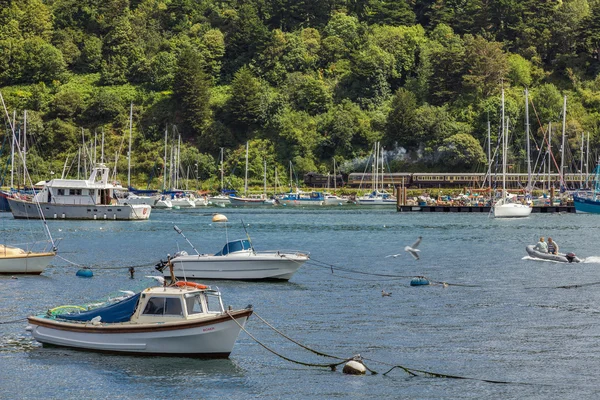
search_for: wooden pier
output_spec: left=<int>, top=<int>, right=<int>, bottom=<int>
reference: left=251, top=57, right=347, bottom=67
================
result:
left=397, top=205, right=575, bottom=213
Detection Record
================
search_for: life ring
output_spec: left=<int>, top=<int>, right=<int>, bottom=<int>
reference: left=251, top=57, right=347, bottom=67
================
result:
left=142, top=208, right=147, bottom=215
left=175, top=281, right=208, bottom=289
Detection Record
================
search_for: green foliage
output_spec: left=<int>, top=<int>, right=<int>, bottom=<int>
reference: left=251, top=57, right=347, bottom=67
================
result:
left=436, top=133, right=487, bottom=170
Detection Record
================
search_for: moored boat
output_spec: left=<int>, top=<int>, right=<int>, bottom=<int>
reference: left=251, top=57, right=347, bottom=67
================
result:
left=7, top=164, right=151, bottom=220
left=0, top=244, right=55, bottom=275
left=277, top=190, right=324, bottom=206
left=27, top=282, right=252, bottom=357
left=159, top=231, right=309, bottom=280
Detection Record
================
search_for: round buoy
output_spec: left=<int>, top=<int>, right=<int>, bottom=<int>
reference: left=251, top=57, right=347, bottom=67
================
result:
left=212, top=214, right=228, bottom=223
left=76, top=269, right=93, bottom=278
left=410, top=277, right=430, bottom=286
left=343, top=360, right=367, bottom=375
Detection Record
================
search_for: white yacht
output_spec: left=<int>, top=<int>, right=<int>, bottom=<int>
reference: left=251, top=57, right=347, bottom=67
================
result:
left=7, top=164, right=151, bottom=220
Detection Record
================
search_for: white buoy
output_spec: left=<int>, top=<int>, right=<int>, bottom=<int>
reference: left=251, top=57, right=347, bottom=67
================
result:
left=343, top=360, right=367, bottom=375
left=212, top=214, right=228, bottom=223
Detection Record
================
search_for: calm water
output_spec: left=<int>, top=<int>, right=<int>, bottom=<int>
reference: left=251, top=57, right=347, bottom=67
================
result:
left=2, top=207, right=600, bottom=399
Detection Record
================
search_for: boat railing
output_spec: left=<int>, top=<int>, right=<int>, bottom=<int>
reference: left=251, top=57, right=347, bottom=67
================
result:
left=259, top=249, right=310, bottom=257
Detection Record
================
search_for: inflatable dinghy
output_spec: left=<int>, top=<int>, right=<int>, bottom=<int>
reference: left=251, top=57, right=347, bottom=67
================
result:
left=525, top=245, right=581, bottom=263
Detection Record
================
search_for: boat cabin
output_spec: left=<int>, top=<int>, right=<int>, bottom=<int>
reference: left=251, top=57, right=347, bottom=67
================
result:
left=33, top=164, right=117, bottom=206
left=215, top=239, right=254, bottom=256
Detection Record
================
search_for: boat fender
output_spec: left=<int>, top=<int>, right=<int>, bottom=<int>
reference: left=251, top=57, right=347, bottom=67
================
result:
left=343, top=357, right=367, bottom=375
left=212, top=213, right=228, bottom=223
left=76, top=268, right=94, bottom=278
left=175, top=281, right=208, bottom=289
left=410, top=277, right=430, bottom=286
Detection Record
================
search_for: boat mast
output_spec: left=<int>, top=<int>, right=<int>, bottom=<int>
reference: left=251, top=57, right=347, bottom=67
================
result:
left=128, top=102, right=132, bottom=188
left=263, top=158, right=267, bottom=197
left=581, top=132, right=584, bottom=189
left=586, top=132, right=590, bottom=184
left=560, top=95, right=566, bottom=189
left=501, top=89, right=506, bottom=198
left=23, top=110, right=26, bottom=187
left=11, top=110, right=15, bottom=188
left=525, top=88, right=531, bottom=195
left=163, top=126, right=167, bottom=192
left=101, top=128, right=104, bottom=163
left=487, top=115, right=491, bottom=190
left=333, top=158, right=337, bottom=193
left=220, top=147, right=224, bottom=192
left=244, top=142, right=249, bottom=197
left=548, top=122, right=552, bottom=193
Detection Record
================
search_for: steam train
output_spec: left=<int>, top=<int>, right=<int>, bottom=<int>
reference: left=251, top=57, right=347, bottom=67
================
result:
left=304, top=172, right=589, bottom=189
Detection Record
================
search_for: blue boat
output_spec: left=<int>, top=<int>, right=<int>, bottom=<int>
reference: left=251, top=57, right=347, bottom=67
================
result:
left=277, top=190, right=325, bottom=206
left=573, top=163, right=600, bottom=213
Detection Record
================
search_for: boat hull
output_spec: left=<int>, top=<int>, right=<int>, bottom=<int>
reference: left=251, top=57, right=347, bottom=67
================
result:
left=492, top=201, right=532, bottom=218
left=573, top=195, right=600, bottom=213
left=229, top=196, right=267, bottom=206
left=0, top=252, right=55, bottom=274
left=355, top=198, right=396, bottom=206
left=169, top=253, right=308, bottom=280
left=525, top=245, right=581, bottom=263
left=27, top=309, right=251, bottom=357
left=7, top=198, right=151, bottom=220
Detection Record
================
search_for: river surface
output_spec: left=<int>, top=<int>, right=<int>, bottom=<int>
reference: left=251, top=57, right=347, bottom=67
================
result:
left=1, top=207, right=600, bottom=399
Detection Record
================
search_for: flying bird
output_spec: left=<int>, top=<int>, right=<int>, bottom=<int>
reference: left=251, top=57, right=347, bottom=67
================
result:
left=381, top=289, right=392, bottom=297
left=404, top=236, right=422, bottom=260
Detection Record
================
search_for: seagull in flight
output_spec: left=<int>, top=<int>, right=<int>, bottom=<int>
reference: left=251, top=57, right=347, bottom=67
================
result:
left=404, top=236, right=422, bottom=260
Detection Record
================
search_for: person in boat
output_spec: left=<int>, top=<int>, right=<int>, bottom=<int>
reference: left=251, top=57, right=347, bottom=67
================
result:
left=547, top=238, right=559, bottom=255
left=534, top=237, right=548, bottom=253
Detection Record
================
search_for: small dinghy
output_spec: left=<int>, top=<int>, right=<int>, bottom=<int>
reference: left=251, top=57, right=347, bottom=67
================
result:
left=525, top=245, right=581, bottom=263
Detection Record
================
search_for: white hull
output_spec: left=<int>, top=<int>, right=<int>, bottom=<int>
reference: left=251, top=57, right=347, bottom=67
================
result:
left=8, top=198, right=151, bottom=220
left=323, top=196, right=348, bottom=206
left=278, top=199, right=323, bottom=206
left=0, top=251, right=55, bottom=274
left=169, top=253, right=308, bottom=280
left=28, top=310, right=250, bottom=357
left=355, top=198, right=396, bottom=206
left=118, top=195, right=158, bottom=207
left=170, top=198, right=196, bottom=208
left=208, top=196, right=231, bottom=206
left=493, top=200, right=532, bottom=218
left=153, top=199, right=173, bottom=209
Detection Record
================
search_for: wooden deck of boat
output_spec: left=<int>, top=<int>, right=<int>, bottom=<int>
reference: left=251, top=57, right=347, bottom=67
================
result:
left=397, top=205, right=575, bottom=213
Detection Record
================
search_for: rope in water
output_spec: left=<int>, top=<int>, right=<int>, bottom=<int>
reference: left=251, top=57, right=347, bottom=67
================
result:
left=232, top=311, right=536, bottom=383
left=0, top=317, right=27, bottom=325
left=55, top=254, right=155, bottom=270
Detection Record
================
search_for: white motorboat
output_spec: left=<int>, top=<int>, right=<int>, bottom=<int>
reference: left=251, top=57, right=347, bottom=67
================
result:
left=355, top=189, right=396, bottom=206
left=153, top=196, right=173, bottom=209
left=27, top=282, right=252, bottom=358
left=0, top=244, right=55, bottom=275
left=323, top=193, right=348, bottom=206
left=208, top=194, right=231, bottom=206
left=159, top=236, right=309, bottom=280
left=7, top=164, right=151, bottom=220
left=525, top=245, right=581, bottom=263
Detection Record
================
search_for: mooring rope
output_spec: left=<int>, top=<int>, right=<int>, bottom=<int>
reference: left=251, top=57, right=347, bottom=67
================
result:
left=54, top=254, right=154, bottom=270
left=0, top=317, right=27, bottom=325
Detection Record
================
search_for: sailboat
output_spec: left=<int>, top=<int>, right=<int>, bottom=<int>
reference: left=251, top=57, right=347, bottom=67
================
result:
left=0, top=96, right=56, bottom=274
left=323, top=159, right=347, bottom=205
left=573, top=159, right=600, bottom=213
left=208, top=148, right=231, bottom=206
left=355, top=142, right=397, bottom=206
left=492, top=89, right=532, bottom=218
left=229, top=143, right=270, bottom=206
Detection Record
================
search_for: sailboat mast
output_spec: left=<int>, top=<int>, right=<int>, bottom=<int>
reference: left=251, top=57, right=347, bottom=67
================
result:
left=163, top=126, right=167, bottom=192
left=333, top=158, right=337, bottom=192
left=587, top=132, right=590, bottom=183
left=548, top=122, right=552, bottom=192
left=101, top=128, right=105, bottom=163
left=11, top=110, right=15, bottom=188
left=128, top=102, right=132, bottom=188
left=263, top=158, right=267, bottom=197
left=501, top=89, right=506, bottom=197
left=220, top=147, right=224, bottom=192
left=244, top=142, right=249, bottom=196
left=581, top=132, right=584, bottom=188
left=560, top=95, right=566, bottom=188
left=525, top=88, right=531, bottom=194
left=487, top=117, right=491, bottom=190
left=23, top=110, right=26, bottom=186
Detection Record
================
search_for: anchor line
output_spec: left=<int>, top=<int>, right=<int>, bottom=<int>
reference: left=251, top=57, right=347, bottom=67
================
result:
left=0, top=317, right=27, bottom=325
left=55, top=254, right=154, bottom=270
left=226, top=311, right=354, bottom=371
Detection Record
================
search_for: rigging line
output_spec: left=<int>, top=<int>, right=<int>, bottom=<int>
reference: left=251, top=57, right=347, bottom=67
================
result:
left=226, top=311, right=353, bottom=371
left=526, top=281, right=600, bottom=290
left=54, top=255, right=155, bottom=270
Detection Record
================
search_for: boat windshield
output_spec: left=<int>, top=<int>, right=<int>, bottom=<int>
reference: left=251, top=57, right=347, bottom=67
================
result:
left=215, top=239, right=252, bottom=256
left=184, top=294, right=204, bottom=315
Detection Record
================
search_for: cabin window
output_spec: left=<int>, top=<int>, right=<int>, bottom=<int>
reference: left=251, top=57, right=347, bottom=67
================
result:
left=205, top=294, right=222, bottom=313
left=82, top=189, right=88, bottom=196
left=142, top=297, right=183, bottom=316
left=57, top=189, right=65, bottom=195
left=72, top=189, right=82, bottom=195
left=185, top=295, right=204, bottom=314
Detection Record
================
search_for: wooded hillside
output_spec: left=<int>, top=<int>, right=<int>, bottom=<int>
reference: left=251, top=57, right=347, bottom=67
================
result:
left=1, top=0, right=599, bottom=189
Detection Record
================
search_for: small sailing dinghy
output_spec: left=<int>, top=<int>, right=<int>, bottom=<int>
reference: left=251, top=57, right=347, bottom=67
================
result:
left=27, top=280, right=252, bottom=357
left=525, top=245, right=581, bottom=263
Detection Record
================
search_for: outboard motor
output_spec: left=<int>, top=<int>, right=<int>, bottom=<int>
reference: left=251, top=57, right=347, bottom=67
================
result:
left=566, top=253, right=576, bottom=263
left=155, top=259, right=168, bottom=272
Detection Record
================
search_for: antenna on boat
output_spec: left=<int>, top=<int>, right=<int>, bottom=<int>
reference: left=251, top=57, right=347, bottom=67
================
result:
left=240, top=219, right=255, bottom=252
left=173, top=225, right=200, bottom=255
